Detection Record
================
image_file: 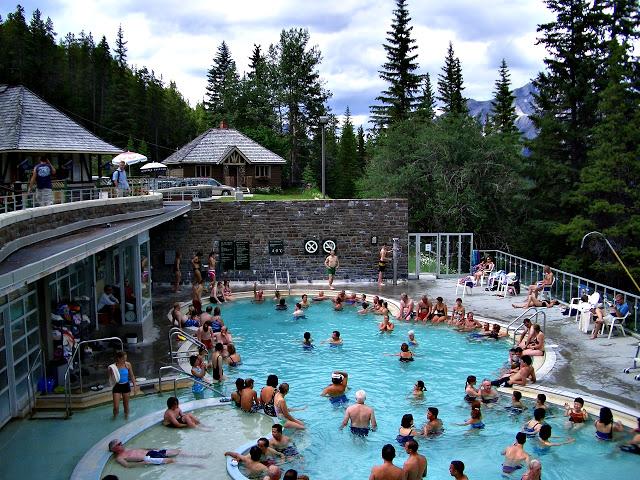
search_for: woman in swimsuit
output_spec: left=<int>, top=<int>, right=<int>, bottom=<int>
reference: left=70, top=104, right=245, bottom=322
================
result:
left=226, top=343, right=242, bottom=366
left=412, top=380, right=427, bottom=398
left=190, top=354, right=206, bottom=396
left=464, top=375, right=480, bottom=402
left=619, top=418, right=640, bottom=454
left=431, top=297, right=448, bottom=323
left=512, top=292, right=560, bottom=309
left=109, top=351, right=137, bottom=419
left=457, top=407, right=484, bottom=429
left=522, top=324, right=545, bottom=357
left=386, top=343, right=414, bottom=361
left=191, top=251, right=202, bottom=284
left=274, top=383, right=305, bottom=430
left=379, top=314, right=395, bottom=332
left=172, top=251, right=182, bottom=292
left=260, top=375, right=279, bottom=417
left=449, top=298, right=465, bottom=326
left=223, top=280, right=233, bottom=301
left=230, top=378, right=245, bottom=408
left=396, top=413, right=421, bottom=445
left=594, top=406, right=624, bottom=441
left=416, top=295, right=432, bottom=322
left=207, top=252, right=216, bottom=284
left=300, top=294, right=310, bottom=308
left=564, top=397, right=588, bottom=424
left=210, top=343, right=225, bottom=383
left=523, top=408, right=546, bottom=437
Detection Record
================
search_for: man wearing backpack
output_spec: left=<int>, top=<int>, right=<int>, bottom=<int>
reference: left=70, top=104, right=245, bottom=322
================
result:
left=112, top=160, right=129, bottom=196
left=28, top=155, right=56, bottom=206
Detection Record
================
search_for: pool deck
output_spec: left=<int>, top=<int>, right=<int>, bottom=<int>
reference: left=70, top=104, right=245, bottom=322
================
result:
left=88, top=277, right=639, bottom=416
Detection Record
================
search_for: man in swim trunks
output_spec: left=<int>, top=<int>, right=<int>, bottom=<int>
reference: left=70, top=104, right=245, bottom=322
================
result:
left=422, top=407, right=444, bottom=435
left=257, top=437, right=285, bottom=463
left=324, top=250, right=339, bottom=290
left=403, top=439, right=427, bottom=479
left=369, top=444, right=403, bottom=480
left=225, top=446, right=270, bottom=476
left=501, top=432, right=529, bottom=474
left=449, top=460, right=468, bottom=480
left=322, top=330, right=343, bottom=346
left=491, top=355, right=534, bottom=387
left=320, top=370, right=349, bottom=404
left=270, top=424, right=299, bottom=457
left=479, top=379, right=499, bottom=403
left=340, top=389, right=377, bottom=436
left=108, top=438, right=202, bottom=468
left=378, top=243, right=389, bottom=287
left=163, top=396, right=202, bottom=428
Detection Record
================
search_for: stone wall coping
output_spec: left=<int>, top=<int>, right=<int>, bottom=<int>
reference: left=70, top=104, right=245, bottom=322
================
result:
left=0, top=193, right=162, bottom=229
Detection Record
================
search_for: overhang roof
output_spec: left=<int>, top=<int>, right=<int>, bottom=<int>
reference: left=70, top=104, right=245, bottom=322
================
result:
left=0, top=84, right=122, bottom=154
left=162, top=128, right=286, bottom=165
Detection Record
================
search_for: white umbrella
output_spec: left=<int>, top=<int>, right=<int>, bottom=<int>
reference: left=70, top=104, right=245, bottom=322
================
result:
left=140, top=162, right=168, bottom=173
left=111, top=151, right=148, bottom=166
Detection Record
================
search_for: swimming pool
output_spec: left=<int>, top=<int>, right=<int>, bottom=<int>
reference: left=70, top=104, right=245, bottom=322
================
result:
left=210, top=298, right=638, bottom=479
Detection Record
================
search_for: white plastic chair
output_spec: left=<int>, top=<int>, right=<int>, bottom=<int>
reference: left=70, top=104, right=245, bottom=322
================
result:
left=479, top=263, right=495, bottom=286
left=540, top=277, right=556, bottom=300
left=456, top=276, right=474, bottom=299
left=603, top=311, right=630, bottom=339
left=497, top=272, right=518, bottom=299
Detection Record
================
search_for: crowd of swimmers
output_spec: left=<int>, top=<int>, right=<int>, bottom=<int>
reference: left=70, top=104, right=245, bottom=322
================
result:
left=105, top=286, right=640, bottom=478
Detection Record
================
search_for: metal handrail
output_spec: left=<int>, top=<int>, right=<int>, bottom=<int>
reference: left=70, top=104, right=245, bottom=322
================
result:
left=64, top=336, right=124, bottom=417
left=286, top=270, right=291, bottom=295
left=506, top=307, right=547, bottom=345
left=158, top=365, right=225, bottom=398
left=168, top=327, right=207, bottom=366
left=479, top=249, right=639, bottom=332
left=274, top=271, right=279, bottom=292
left=26, top=349, right=44, bottom=416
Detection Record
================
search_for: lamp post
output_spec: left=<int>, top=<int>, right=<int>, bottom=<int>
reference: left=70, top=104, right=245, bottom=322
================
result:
left=581, top=231, right=640, bottom=294
left=319, top=115, right=329, bottom=199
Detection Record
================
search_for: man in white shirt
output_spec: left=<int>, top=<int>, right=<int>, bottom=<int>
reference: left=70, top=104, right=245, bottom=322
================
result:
left=98, top=286, right=120, bottom=323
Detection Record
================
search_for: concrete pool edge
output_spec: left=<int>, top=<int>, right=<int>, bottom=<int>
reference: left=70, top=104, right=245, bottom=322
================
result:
left=70, top=397, right=231, bottom=480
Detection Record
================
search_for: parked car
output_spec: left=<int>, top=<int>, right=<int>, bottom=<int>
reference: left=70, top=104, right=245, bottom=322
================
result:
left=178, top=178, right=236, bottom=196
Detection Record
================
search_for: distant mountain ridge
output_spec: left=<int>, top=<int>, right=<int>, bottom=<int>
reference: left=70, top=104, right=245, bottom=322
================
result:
left=466, top=82, right=537, bottom=138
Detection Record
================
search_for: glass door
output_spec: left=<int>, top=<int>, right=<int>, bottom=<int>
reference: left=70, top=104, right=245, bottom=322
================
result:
left=0, top=306, right=10, bottom=428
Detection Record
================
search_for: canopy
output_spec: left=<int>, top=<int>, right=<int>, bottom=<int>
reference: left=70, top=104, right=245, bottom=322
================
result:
left=111, top=151, right=147, bottom=166
left=140, top=162, right=168, bottom=172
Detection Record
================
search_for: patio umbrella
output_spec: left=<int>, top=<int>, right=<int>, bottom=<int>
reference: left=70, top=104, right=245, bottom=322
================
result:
left=111, top=151, right=148, bottom=166
left=140, top=162, right=168, bottom=174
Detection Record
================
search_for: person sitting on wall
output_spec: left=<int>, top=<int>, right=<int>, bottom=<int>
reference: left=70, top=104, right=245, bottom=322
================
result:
left=98, top=286, right=120, bottom=325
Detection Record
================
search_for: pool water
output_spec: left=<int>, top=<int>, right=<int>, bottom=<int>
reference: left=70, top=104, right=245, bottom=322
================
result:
left=213, top=298, right=638, bottom=479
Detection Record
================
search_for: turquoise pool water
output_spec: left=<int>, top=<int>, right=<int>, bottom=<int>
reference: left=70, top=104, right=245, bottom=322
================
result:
left=215, top=298, right=637, bottom=479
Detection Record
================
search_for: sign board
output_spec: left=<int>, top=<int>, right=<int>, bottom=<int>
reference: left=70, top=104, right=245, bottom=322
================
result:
left=219, top=241, right=235, bottom=270
left=304, top=239, right=319, bottom=255
left=425, top=244, right=432, bottom=252
left=269, top=240, right=284, bottom=256
left=234, top=241, right=250, bottom=270
left=322, top=239, right=337, bottom=254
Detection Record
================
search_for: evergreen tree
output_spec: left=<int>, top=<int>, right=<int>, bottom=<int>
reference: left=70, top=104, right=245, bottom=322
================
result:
left=437, top=42, right=467, bottom=115
left=334, top=107, right=358, bottom=198
left=114, top=24, right=127, bottom=69
left=489, top=59, right=518, bottom=136
left=415, top=73, right=436, bottom=122
left=370, top=0, right=421, bottom=129
left=205, top=41, right=239, bottom=127
left=356, top=125, right=367, bottom=171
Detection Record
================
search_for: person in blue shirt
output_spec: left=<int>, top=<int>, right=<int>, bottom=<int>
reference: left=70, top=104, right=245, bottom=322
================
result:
left=112, top=160, right=130, bottom=196
left=28, top=155, right=56, bottom=206
left=592, top=293, right=629, bottom=339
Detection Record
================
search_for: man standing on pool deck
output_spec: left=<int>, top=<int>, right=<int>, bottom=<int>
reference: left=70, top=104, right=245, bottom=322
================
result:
left=403, top=440, right=427, bottom=480
left=108, top=439, right=204, bottom=468
left=340, top=389, right=377, bottom=436
left=324, top=250, right=339, bottom=290
left=321, top=370, right=349, bottom=404
left=369, top=444, right=402, bottom=480
left=378, top=243, right=390, bottom=287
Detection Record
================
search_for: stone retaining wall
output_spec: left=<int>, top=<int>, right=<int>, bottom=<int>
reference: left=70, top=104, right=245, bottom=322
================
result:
left=150, top=199, right=408, bottom=283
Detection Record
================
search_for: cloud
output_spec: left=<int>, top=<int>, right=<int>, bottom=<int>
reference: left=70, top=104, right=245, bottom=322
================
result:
left=7, top=0, right=553, bottom=124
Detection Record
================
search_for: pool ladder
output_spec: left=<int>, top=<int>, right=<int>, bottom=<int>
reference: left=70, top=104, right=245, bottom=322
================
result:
left=507, top=307, right=547, bottom=345
left=273, top=270, right=291, bottom=295
left=168, top=327, right=208, bottom=366
left=158, top=365, right=226, bottom=398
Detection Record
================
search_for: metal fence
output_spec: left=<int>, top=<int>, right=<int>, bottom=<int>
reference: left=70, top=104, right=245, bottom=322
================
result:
left=479, top=250, right=640, bottom=333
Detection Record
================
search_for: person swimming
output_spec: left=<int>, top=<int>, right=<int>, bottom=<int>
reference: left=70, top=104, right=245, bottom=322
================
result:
left=302, top=331, right=314, bottom=349
left=275, top=298, right=288, bottom=310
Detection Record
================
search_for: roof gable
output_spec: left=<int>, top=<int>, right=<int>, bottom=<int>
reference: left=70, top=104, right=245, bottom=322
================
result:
left=162, top=128, right=286, bottom=165
left=0, top=84, right=122, bottom=154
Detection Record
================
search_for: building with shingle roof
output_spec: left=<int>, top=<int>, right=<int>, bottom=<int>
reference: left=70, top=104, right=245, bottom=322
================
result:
left=0, top=84, right=121, bottom=188
left=162, top=127, right=286, bottom=189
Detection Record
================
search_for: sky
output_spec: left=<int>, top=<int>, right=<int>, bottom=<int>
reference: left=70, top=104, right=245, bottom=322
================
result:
left=7, top=0, right=556, bottom=128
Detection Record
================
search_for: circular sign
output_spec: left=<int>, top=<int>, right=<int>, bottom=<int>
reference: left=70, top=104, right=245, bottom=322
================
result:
left=304, top=240, right=319, bottom=254
left=322, top=239, right=336, bottom=254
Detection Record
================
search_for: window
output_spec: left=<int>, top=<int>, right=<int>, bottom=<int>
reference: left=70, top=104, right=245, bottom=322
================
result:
left=195, top=165, right=211, bottom=178
left=255, top=165, right=271, bottom=178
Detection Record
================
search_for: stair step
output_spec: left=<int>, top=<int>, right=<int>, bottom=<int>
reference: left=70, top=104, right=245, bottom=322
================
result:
left=31, top=410, right=69, bottom=420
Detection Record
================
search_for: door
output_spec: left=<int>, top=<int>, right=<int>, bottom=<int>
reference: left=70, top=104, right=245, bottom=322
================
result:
left=0, top=307, right=10, bottom=427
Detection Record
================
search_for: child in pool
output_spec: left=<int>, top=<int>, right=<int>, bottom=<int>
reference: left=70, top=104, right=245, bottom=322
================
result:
left=534, top=424, right=574, bottom=454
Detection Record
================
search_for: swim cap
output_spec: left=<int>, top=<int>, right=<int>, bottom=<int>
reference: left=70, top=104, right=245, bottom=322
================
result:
left=332, top=373, right=344, bottom=381
left=408, top=330, right=415, bottom=335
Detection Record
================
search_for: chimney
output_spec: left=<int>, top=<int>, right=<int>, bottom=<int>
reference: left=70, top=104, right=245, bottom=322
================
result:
left=219, top=120, right=227, bottom=129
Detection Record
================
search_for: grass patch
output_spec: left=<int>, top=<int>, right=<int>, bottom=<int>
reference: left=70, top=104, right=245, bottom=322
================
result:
left=220, top=188, right=327, bottom=201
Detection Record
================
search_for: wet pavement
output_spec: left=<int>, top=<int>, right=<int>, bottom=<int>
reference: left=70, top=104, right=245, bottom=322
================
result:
left=80, top=277, right=639, bottom=412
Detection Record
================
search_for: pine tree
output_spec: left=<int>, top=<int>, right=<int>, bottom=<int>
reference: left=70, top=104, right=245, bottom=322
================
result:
left=437, top=42, right=467, bottom=115
left=205, top=41, right=239, bottom=127
left=415, top=73, right=436, bottom=121
left=356, top=125, right=367, bottom=171
left=370, top=0, right=422, bottom=128
left=114, top=24, right=127, bottom=69
left=334, top=107, right=358, bottom=198
left=489, top=59, right=518, bottom=136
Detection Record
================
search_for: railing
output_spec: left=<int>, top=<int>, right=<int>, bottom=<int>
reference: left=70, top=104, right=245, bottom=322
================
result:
left=168, top=327, right=207, bottom=366
left=64, top=336, right=125, bottom=417
left=272, top=270, right=291, bottom=295
left=507, top=307, right=547, bottom=345
left=0, top=187, right=147, bottom=214
left=274, top=271, right=279, bottom=292
left=158, top=365, right=225, bottom=398
left=286, top=270, right=291, bottom=295
left=480, top=250, right=640, bottom=332
left=26, top=349, right=45, bottom=417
